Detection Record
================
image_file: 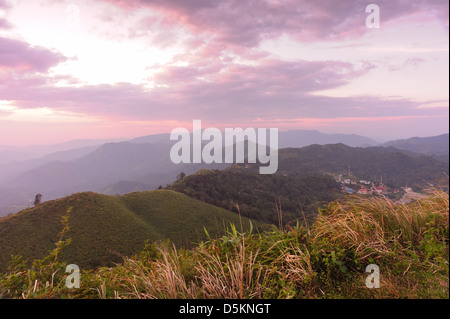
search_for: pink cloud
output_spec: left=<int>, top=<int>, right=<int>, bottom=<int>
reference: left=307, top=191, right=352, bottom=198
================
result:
left=0, top=37, right=67, bottom=76
left=0, top=0, right=13, bottom=29
left=100, top=0, right=449, bottom=48
left=0, top=0, right=9, bottom=9
left=2, top=52, right=438, bottom=126
left=1, top=0, right=447, bottom=144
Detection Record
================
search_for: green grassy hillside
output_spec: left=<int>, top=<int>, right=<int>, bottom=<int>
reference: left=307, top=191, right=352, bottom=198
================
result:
left=1, top=189, right=447, bottom=299
left=0, top=190, right=260, bottom=272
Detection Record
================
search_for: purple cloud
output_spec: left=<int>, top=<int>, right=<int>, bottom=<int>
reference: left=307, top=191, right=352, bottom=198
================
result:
left=1, top=52, right=438, bottom=125
left=0, top=37, right=67, bottom=76
left=0, top=19, right=12, bottom=29
left=0, top=0, right=9, bottom=9
left=0, top=0, right=447, bottom=142
left=100, top=0, right=449, bottom=48
left=0, top=0, right=13, bottom=29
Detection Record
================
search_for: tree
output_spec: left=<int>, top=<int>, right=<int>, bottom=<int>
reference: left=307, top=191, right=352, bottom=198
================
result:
left=34, top=194, right=43, bottom=206
left=176, top=172, right=186, bottom=181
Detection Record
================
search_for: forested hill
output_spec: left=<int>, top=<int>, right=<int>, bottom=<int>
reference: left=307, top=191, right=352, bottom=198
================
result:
left=168, top=169, right=341, bottom=225
left=168, top=143, right=448, bottom=226
left=244, top=144, right=449, bottom=189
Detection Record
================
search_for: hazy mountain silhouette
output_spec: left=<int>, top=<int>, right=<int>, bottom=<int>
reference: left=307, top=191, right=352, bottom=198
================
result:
left=278, top=130, right=378, bottom=148
left=0, top=138, right=124, bottom=165
left=0, top=131, right=446, bottom=217
left=382, top=133, right=449, bottom=163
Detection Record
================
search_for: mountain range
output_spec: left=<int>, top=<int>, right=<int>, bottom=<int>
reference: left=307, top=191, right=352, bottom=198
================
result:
left=0, top=130, right=448, bottom=272
left=168, top=142, right=448, bottom=224
left=0, top=138, right=124, bottom=166
left=382, top=133, right=449, bottom=163
left=0, top=130, right=447, bottom=217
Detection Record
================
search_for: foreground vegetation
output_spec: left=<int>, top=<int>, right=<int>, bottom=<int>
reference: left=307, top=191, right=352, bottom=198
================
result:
left=0, top=189, right=448, bottom=299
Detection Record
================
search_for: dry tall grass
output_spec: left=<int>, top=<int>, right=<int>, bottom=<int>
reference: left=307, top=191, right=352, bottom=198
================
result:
left=107, top=244, right=199, bottom=299
left=86, top=190, right=450, bottom=299
left=195, top=238, right=267, bottom=299
left=312, top=189, right=449, bottom=262
left=93, top=190, right=448, bottom=299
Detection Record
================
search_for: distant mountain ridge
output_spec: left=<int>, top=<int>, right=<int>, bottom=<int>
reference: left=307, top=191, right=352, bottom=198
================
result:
left=280, top=144, right=448, bottom=188
left=0, top=129, right=378, bottom=217
left=128, top=129, right=379, bottom=148
left=382, top=133, right=448, bottom=154
left=167, top=143, right=448, bottom=226
left=0, top=141, right=229, bottom=216
left=235, top=143, right=448, bottom=189
left=0, top=131, right=447, bottom=217
left=0, top=138, right=124, bottom=165
left=382, top=133, right=449, bottom=163
left=278, top=130, right=378, bottom=148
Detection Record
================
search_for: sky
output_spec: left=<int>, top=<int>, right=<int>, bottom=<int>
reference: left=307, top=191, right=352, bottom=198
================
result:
left=0, top=0, right=448, bottom=146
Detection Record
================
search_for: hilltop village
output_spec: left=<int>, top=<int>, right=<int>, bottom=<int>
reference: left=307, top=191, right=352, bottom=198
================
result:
left=338, top=175, right=410, bottom=196
left=335, top=165, right=411, bottom=197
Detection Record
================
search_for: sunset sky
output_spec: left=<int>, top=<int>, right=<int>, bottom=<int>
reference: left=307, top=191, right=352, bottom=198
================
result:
left=0, top=0, right=448, bottom=146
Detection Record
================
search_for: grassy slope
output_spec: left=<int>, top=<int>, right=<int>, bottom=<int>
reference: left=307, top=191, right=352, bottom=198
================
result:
left=0, top=190, right=260, bottom=272
left=89, top=189, right=450, bottom=299
left=1, top=189, right=447, bottom=299
left=120, top=190, right=257, bottom=246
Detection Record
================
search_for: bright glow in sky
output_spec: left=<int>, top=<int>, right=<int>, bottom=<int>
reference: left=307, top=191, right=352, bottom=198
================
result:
left=0, top=0, right=448, bottom=145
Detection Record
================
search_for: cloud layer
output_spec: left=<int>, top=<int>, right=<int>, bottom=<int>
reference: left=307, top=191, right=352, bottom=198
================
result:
left=101, top=0, right=449, bottom=45
left=0, top=0, right=448, bottom=143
